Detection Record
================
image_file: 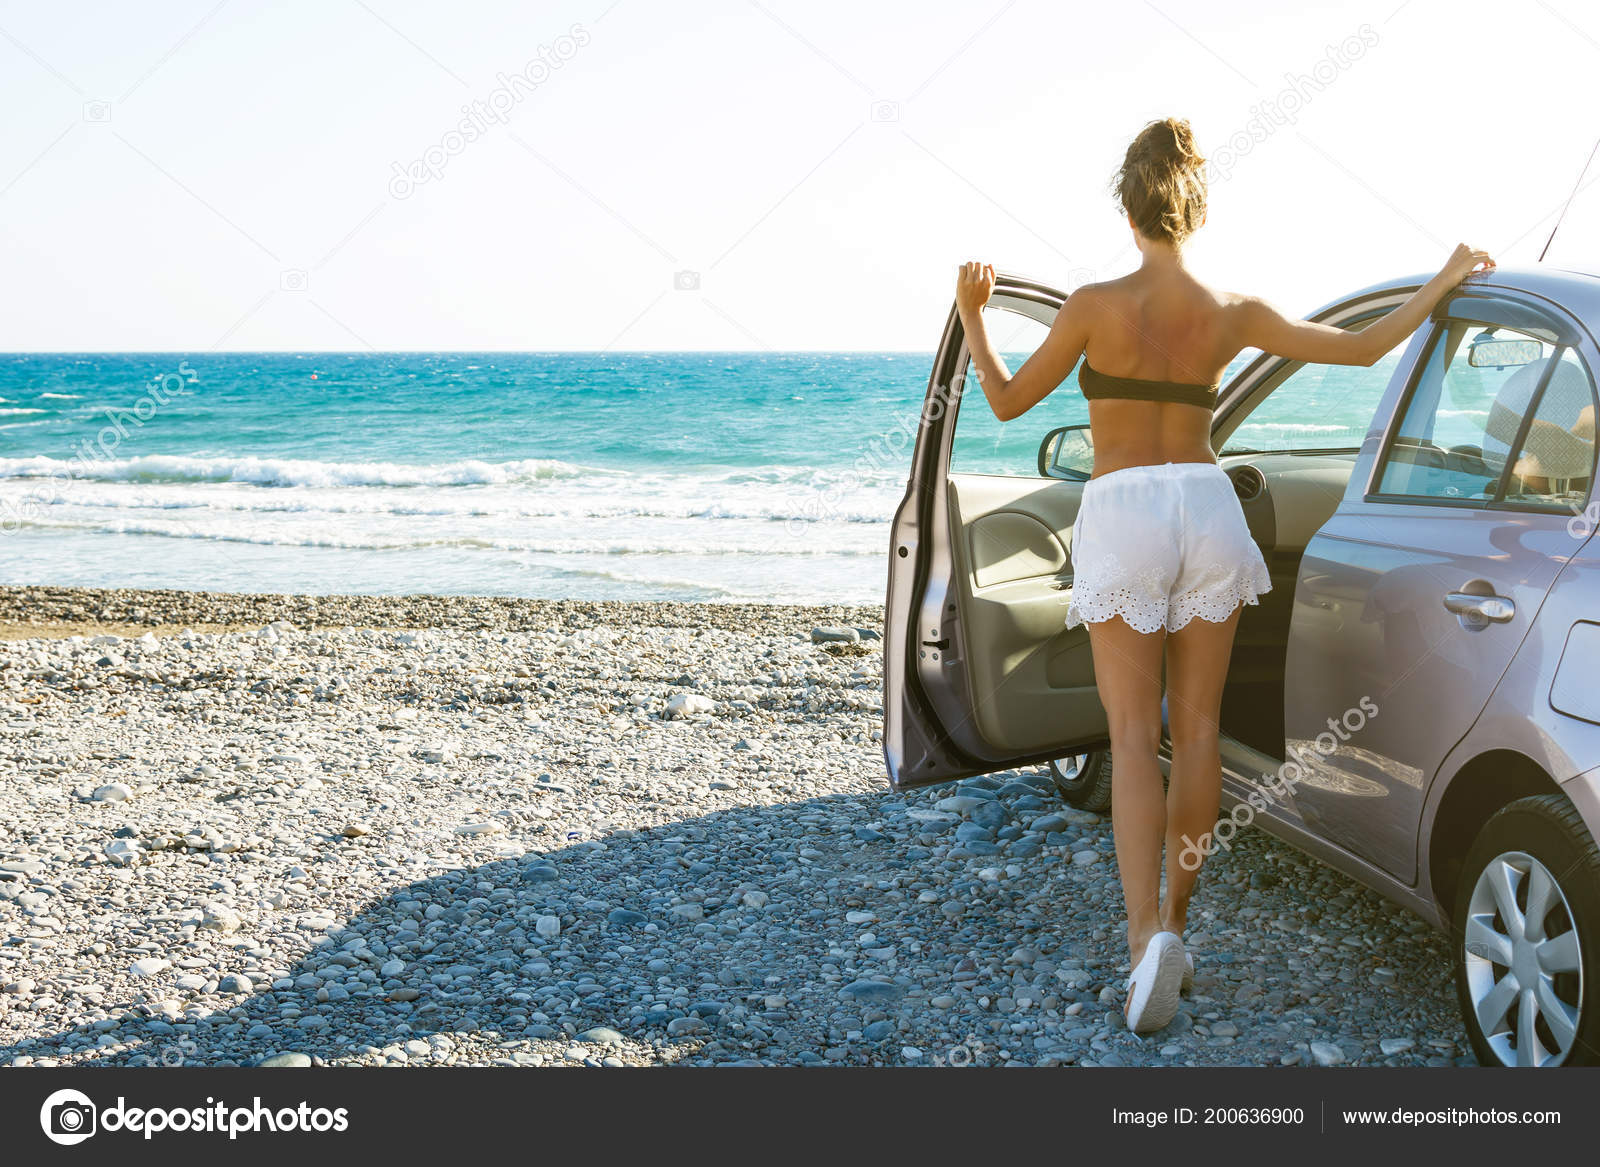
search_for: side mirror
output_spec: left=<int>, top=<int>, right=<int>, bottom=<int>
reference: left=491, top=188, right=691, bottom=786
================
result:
left=1038, top=424, right=1094, bottom=480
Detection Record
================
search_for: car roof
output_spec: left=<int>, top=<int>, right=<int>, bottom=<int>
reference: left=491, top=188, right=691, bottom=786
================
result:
left=1317, top=265, right=1600, bottom=321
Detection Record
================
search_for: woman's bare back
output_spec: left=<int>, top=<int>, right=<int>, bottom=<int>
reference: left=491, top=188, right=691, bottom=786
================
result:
left=1078, top=269, right=1243, bottom=475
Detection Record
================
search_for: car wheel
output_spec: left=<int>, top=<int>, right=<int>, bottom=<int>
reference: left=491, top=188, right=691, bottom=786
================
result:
left=1453, top=794, right=1600, bottom=1067
left=1049, top=750, right=1112, bottom=812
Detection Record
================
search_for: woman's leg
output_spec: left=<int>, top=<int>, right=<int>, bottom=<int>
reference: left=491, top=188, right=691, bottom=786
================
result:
left=1084, top=614, right=1168, bottom=963
left=1160, top=609, right=1240, bottom=938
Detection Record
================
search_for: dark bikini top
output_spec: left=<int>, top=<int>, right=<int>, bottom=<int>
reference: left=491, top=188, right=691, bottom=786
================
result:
left=1078, top=360, right=1218, bottom=410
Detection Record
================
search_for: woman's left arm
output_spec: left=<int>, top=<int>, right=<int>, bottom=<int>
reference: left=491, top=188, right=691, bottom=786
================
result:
left=955, top=261, right=1090, bottom=422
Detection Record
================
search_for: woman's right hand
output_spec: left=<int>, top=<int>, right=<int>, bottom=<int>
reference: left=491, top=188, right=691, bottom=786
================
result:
left=1442, top=243, right=1496, bottom=283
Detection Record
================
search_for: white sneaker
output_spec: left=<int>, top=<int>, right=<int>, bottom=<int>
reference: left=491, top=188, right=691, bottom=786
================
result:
left=1181, top=950, right=1194, bottom=994
left=1124, top=931, right=1186, bottom=1034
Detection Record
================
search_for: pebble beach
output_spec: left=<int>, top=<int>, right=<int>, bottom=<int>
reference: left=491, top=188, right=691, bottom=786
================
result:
left=0, top=585, right=1469, bottom=1068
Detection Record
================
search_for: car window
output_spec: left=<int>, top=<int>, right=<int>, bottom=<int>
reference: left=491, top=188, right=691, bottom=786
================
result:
left=950, top=308, right=1082, bottom=476
left=1220, top=315, right=1412, bottom=455
left=1373, top=319, right=1596, bottom=507
left=1503, top=348, right=1596, bottom=507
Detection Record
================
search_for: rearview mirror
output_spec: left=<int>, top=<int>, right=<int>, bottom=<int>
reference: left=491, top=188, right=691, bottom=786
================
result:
left=1038, top=424, right=1094, bottom=480
left=1468, top=336, right=1543, bottom=368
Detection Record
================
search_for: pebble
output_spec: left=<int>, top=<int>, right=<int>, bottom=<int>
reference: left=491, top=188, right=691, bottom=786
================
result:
left=841, top=980, right=905, bottom=1003
left=256, top=1053, right=312, bottom=1068
left=93, top=782, right=133, bottom=802
left=936, top=796, right=988, bottom=814
left=664, top=693, right=714, bottom=719
left=200, top=903, right=241, bottom=932
left=0, top=587, right=1472, bottom=1070
left=103, top=839, right=141, bottom=866
left=1310, top=1042, right=1345, bottom=1066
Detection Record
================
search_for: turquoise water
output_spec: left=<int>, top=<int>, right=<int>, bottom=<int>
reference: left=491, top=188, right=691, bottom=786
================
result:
left=0, top=349, right=1379, bottom=603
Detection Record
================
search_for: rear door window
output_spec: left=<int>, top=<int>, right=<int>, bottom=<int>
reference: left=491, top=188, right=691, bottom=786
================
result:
left=1373, top=316, right=1596, bottom=508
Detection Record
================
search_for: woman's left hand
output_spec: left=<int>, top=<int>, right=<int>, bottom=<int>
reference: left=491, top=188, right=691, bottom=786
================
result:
left=956, top=261, right=995, bottom=316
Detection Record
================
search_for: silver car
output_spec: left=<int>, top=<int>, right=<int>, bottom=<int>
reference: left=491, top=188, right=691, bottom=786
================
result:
left=883, top=266, right=1600, bottom=1067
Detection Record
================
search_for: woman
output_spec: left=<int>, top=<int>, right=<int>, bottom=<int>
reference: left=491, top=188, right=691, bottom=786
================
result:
left=954, top=116, right=1495, bottom=1034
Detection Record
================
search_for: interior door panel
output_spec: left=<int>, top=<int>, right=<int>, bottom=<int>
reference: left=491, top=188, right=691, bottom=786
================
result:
left=966, top=509, right=1067, bottom=589
left=947, top=473, right=1107, bottom=755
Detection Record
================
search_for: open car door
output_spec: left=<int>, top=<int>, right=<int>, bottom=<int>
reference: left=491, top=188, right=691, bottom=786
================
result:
left=883, top=272, right=1110, bottom=790
left=884, top=270, right=1434, bottom=793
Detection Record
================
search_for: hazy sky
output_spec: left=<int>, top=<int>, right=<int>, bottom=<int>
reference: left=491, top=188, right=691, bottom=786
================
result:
left=2, top=0, right=1598, bottom=350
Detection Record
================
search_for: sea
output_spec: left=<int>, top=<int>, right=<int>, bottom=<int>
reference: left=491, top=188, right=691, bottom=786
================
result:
left=0, top=349, right=1324, bottom=605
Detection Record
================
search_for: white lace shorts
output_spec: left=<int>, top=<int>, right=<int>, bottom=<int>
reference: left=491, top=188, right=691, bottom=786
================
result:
left=1065, top=461, right=1272, bottom=635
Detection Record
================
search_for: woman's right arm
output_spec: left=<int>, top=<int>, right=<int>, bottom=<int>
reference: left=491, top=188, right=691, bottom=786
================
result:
left=1235, top=243, right=1496, bottom=367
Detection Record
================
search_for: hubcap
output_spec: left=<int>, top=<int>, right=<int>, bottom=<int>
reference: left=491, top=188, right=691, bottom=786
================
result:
left=1463, top=850, right=1584, bottom=1067
left=1053, top=754, right=1086, bottom=783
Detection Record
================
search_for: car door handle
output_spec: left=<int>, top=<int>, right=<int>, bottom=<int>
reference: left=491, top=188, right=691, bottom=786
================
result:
left=1443, top=591, right=1515, bottom=624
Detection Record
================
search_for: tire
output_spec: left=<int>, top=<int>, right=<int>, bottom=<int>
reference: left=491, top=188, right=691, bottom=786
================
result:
left=1452, top=794, right=1600, bottom=1067
left=1049, top=750, right=1113, bottom=812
